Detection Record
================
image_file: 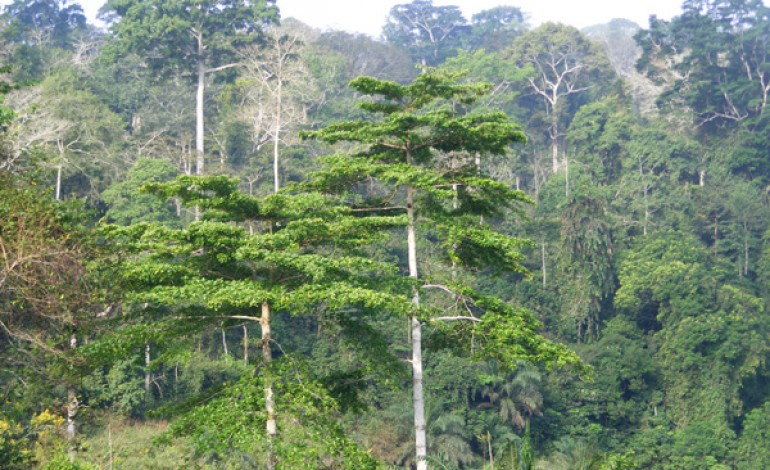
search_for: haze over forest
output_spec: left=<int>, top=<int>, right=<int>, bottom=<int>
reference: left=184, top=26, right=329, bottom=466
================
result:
left=1, top=1, right=770, bottom=469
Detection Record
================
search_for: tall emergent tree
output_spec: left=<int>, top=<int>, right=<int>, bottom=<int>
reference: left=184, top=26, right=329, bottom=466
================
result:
left=303, top=69, right=582, bottom=469
left=382, top=0, right=468, bottom=66
left=102, top=0, right=279, bottom=176
left=1, top=0, right=86, bottom=48
left=508, top=23, right=612, bottom=174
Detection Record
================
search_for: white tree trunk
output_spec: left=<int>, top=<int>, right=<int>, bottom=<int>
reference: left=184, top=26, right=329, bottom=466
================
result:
left=407, top=182, right=428, bottom=470
left=196, top=58, right=205, bottom=176
left=144, top=342, right=151, bottom=394
left=55, top=160, right=63, bottom=201
left=542, top=241, right=547, bottom=288
left=261, top=301, right=276, bottom=470
left=273, top=81, right=282, bottom=193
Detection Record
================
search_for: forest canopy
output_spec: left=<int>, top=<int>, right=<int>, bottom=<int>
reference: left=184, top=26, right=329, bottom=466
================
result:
left=0, top=1, right=769, bottom=469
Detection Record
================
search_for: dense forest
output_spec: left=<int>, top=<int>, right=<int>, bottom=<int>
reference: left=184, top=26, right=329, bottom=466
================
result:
left=2, top=0, right=770, bottom=468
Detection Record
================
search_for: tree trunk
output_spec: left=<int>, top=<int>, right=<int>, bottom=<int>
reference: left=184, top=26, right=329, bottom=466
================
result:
left=407, top=180, right=428, bottom=470
left=273, top=80, right=282, bottom=193
left=67, top=335, right=78, bottom=463
left=541, top=241, right=547, bottom=289
left=261, top=301, right=276, bottom=470
left=144, top=342, right=151, bottom=394
left=55, top=160, right=63, bottom=201
left=196, top=57, right=205, bottom=176
left=221, top=327, right=228, bottom=356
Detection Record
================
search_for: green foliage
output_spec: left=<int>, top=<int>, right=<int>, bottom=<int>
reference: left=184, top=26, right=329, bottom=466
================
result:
left=382, top=0, right=469, bottom=66
left=1, top=0, right=86, bottom=48
left=103, top=0, right=279, bottom=77
left=636, top=0, right=770, bottom=132
left=163, top=357, right=380, bottom=468
left=736, top=400, right=770, bottom=469
left=102, top=158, right=181, bottom=227
left=0, top=417, right=32, bottom=468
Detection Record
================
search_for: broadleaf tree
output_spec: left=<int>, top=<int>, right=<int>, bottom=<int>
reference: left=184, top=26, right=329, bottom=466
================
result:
left=90, top=175, right=415, bottom=468
left=302, top=69, right=584, bottom=469
left=101, top=0, right=279, bottom=177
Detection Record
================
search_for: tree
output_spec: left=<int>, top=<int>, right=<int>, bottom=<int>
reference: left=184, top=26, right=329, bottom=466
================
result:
left=102, top=0, right=279, bottom=177
left=636, top=0, right=770, bottom=132
left=234, top=28, right=317, bottom=193
left=0, top=172, right=96, bottom=463
left=102, top=157, right=181, bottom=226
left=92, top=175, right=412, bottom=467
left=508, top=23, right=613, bottom=174
left=614, top=231, right=770, bottom=459
left=6, top=66, right=126, bottom=201
left=382, top=0, right=468, bottom=66
left=1, top=0, right=86, bottom=48
left=467, top=6, right=527, bottom=52
left=303, top=69, right=583, bottom=469
left=1, top=0, right=88, bottom=82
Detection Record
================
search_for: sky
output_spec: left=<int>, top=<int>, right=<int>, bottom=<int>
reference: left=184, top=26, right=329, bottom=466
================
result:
left=1, top=0, right=685, bottom=36
left=278, top=0, right=684, bottom=37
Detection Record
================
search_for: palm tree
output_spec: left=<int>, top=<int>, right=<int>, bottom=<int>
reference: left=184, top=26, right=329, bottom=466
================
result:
left=428, top=407, right=476, bottom=469
left=475, top=361, right=543, bottom=430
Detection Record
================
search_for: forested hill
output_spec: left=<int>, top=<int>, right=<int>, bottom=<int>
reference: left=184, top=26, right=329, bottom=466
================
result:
left=1, top=1, right=770, bottom=468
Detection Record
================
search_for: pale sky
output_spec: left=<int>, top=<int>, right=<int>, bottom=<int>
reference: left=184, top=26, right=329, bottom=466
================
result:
left=278, top=0, right=685, bottom=36
left=2, top=0, right=687, bottom=36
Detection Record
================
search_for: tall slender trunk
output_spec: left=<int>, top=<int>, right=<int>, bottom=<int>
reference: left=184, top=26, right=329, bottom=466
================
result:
left=261, top=301, right=276, bottom=470
left=67, top=336, right=78, bottom=463
left=55, top=160, right=63, bottom=201
left=221, top=327, right=228, bottom=356
left=487, top=431, right=494, bottom=469
left=541, top=241, right=547, bottom=289
left=273, top=80, right=282, bottom=193
left=196, top=57, right=205, bottom=176
left=407, top=177, right=427, bottom=469
left=194, top=44, right=206, bottom=222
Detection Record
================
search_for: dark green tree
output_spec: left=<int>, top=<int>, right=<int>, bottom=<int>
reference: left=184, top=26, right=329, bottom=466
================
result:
left=467, top=6, right=527, bottom=52
left=1, top=0, right=85, bottom=47
left=382, top=0, right=468, bottom=66
left=636, top=0, right=770, bottom=132
left=102, top=0, right=279, bottom=176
